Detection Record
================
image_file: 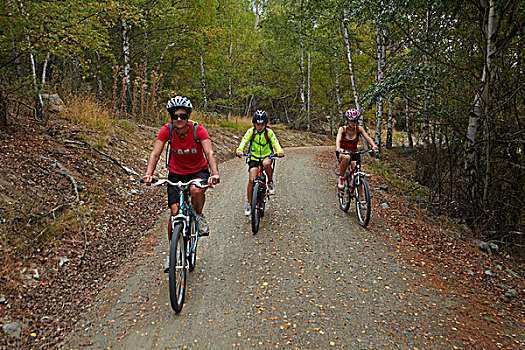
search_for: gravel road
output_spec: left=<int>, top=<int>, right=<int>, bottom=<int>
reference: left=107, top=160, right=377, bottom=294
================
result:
left=62, top=146, right=465, bottom=349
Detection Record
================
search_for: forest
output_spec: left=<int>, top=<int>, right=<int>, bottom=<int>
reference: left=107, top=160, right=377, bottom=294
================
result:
left=1, top=0, right=524, bottom=251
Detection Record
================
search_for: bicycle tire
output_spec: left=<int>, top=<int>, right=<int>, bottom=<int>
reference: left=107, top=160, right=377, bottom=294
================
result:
left=169, top=224, right=186, bottom=312
left=187, top=216, right=197, bottom=272
left=251, top=183, right=261, bottom=234
left=355, top=177, right=371, bottom=228
left=338, top=178, right=351, bottom=212
left=260, top=188, right=266, bottom=218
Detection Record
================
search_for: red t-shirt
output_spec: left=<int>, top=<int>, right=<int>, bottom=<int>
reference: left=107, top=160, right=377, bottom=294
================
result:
left=340, top=125, right=360, bottom=151
left=157, top=122, right=210, bottom=175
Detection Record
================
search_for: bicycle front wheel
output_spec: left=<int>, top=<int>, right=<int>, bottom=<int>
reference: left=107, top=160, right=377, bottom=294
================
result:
left=169, top=224, right=186, bottom=312
left=251, top=183, right=261, bottom=234
left=187, top=216, right=197, bottom=272
left=355, top=177, right=371, bottom=228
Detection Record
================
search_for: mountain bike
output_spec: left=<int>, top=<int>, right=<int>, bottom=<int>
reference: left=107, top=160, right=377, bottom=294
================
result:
left=142, top=178, right=208, bottom=312
left=243, top=153, right=278, bottom=234
left=338, top=149, right=375, bottom=228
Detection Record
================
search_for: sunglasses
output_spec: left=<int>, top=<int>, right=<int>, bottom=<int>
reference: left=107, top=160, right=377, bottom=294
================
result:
left=171, top=112, right=189, bottom=120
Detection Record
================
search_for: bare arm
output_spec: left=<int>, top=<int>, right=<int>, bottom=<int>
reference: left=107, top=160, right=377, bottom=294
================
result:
left=335, top=127, right=344, bottom=151
left=201, top=138, right=220, bottom=186
left=143, top=139, right=165, bottom=184
left=359, top=127, right=378, bottom=151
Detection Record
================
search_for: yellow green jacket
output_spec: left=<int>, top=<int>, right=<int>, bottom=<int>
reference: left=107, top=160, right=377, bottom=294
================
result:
left=236, top=127, right=283, bottom=159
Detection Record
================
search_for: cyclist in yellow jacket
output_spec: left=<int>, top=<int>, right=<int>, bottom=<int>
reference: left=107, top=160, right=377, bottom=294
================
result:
left=236, top=110, right=284, bottom=216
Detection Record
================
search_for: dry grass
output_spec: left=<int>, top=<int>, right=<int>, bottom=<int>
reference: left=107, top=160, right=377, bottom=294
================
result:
left=62, top=94, right=114, bottom=131
left=190, top=111, right=287, bottom=131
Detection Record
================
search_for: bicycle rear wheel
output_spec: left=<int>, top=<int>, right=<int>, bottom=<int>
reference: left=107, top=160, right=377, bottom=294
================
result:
left=169, top=224, right=186, bottom=312
left=187, top=216, right=197, bottom=272
left=355, top=177, right=371, bottom=228
left=338, top=180, right=351, bottom=212
left=251, top=183, right=261, bottom=234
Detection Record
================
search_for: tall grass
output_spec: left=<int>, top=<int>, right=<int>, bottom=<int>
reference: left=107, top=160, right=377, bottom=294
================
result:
left=63, top=94, right=114, bottom=131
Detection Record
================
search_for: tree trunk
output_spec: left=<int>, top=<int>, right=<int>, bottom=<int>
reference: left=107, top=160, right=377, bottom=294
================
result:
left=228, top=15, right=233, bottom=121
left=340, top=9, right=361, bottom=113
left=26, top=33, right=44, bottom=119
left=299, top=20, right=307, bottom=124
left=307, top=52, right=311, bottom=131
left=334, top=51, right=343, bottom=125
left=0, top=91, right=7, bottom=128
left=466, top=0, right=498, bottom=204
left=386, top=96, right=393, bottom=148
left=422, top=6, right=432, bottom=145
left=200, top=55, right=208, bottom=111
left=406, top=100, right=413, bottom=148
left=374, top=23, right=386, bottom=151
left=122, top=18, right=131, bottom=85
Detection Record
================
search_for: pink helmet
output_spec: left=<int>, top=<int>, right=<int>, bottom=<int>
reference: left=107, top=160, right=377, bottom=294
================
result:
left=344, top=109, right=360, bottom=121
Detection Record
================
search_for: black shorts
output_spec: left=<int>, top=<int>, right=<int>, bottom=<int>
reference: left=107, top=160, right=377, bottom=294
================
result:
left=336, top=151, right=360, bottom=162
left=248, top=159, right=263, bottom=170
left=167, top=168, right=210, bottom=207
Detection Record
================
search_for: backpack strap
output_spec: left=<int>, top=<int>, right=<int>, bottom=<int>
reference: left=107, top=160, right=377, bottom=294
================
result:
left=165, top=122, right=174, bottom=170
left=189, top=120, right=201, bottom=145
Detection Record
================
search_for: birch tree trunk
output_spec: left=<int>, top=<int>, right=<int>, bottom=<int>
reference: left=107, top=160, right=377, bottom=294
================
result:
left=228, top=15, right=233, bottom=121
left=41, top=52, right=50, bottom=85
left=340, top=9, right=361, bottom=113
left=422, top=6, right=431, bottom=145
left=254, top=0, right=260, bottom=29
left=26, top=33, right=44, bottom=119
left=374, top=23, right=386, bottom=151
left=334, top=60, right=343, bottom=125
left=466, top=0, right=498, bottom=204
left=122, top=18, right=131, bottom=85
left=299, top=20, right=307, bottom=123
left=307, top=52, right=311, bottom=131
left=200, top=55, right=208, bottom=111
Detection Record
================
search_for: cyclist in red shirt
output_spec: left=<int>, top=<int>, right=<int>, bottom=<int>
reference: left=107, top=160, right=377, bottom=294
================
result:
left=143, top=96, right=220, bottom=269
left=335, top=109, right=378, bottom=189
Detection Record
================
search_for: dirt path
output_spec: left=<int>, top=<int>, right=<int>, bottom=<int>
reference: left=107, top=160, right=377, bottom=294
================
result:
left=62, top=147, right=472, bottom=349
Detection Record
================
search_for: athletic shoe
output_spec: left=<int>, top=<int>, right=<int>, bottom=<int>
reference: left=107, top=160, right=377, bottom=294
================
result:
left=244, top=203, right=251, bottom=216
left=338, top=177, right=345, bottom=189
left=196, top=214, right=209, bottom=236
left=268, top=181, right=275, bottom=195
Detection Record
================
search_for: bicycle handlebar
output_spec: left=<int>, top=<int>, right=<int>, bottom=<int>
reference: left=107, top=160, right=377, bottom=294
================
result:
left=140, top=178, right=209, bottom=188
left=242, top=153, right=280, bottom=160
left=340, top=149, right=377, bottom=155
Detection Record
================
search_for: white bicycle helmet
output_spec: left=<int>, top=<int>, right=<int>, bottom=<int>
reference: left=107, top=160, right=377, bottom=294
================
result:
left=166, top=96, right=193, bottom=111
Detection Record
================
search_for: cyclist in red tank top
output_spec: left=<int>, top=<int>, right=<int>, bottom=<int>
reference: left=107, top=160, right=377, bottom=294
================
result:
left=335, top=109, right=378, bottom=189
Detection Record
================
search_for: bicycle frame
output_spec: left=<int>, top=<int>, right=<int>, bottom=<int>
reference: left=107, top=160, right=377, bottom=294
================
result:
left=144, top=178, right=207, bottom=260
left=341, top=149, right=372, bottom=187
left=144, top=178, right=208, bottom=312
left=243, top=153, right=277, bottom=233
left=172, top=184, right=198, bottom=253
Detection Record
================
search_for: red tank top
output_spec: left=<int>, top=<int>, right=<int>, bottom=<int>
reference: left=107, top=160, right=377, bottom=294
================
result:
left=340, top=126, right=360, bottom=151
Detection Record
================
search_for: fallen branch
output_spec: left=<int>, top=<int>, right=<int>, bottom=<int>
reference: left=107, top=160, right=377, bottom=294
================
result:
left=37, top=156, right=79, bottom=215
left=61, top=140, right=138, bottom=175
left=23, top=227, right=48, bottom=254
left=75, top=210, right=88, bottom=268
left=405, top=186, right=421, bottom=193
